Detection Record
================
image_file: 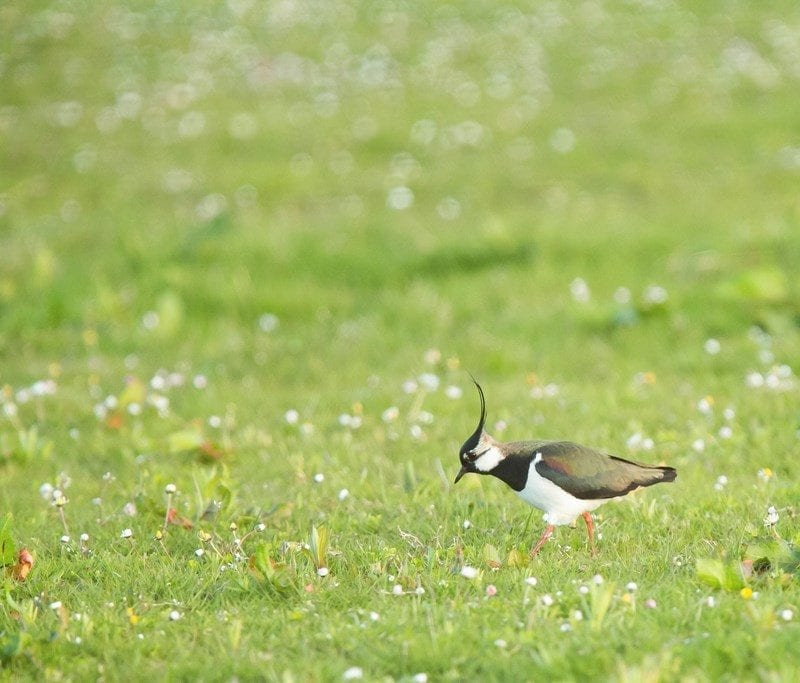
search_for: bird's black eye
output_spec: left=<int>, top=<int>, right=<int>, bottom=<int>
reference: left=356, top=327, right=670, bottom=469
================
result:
left=465, top=451, right=478, bottom=463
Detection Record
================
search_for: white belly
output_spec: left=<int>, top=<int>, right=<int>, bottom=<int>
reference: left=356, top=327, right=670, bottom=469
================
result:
left=515, top=461, right=607, bottom=526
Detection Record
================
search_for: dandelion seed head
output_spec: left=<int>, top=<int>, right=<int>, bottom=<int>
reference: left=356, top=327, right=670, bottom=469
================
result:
left=392, top=584, right=404, bottom=595
left=423, top=348, right=441, bottom=364
left=257, top=312, right=279, bottom=333
left=399, top=380, right=418, bottom=396
left=780, top=609, right=793, bottom=621
left=541, top=594, right=554, bottom=607
left=758, top=349, right=775, bottom=365
left=551, top=127, right=576, bottom=154
left=418, top=373, right=440, bottom=392
left=614, top=286, right=631, bottom=304
left=381, top=406, right=399, bottom=422
left=626, top=432, right=643, bottom=450
left=437, top=197, right=461, bottom=221
left=121, top=528, right=133, bottom=539
left=460, top=566, right=479, bottom=579
left=168, top=610, right=182, bottom=621
left=165, top=483, right=177, bottom=494
left=416, top=410, right=434, bottom=425
left=530, top=383, right=560, bottom=400
left=697, top=397, right=713, bottom=415
left=643, top=284, right=668, bottom=305
left=387, top=186, right=414, bottom=211
left=524, top=576, right=538, bottom=586
left=342, top=667, right=364, bottom=680
left=569, top=277, right=590, bottom=303
left=746, top=371, right=765, bottom=388
left=317, top=567, right=329, bottom=577
left=764, top=505, right=779, bottom=526
left=445, top=385, right=463, bottom=399
left=150, top=394, right=169, bottom=414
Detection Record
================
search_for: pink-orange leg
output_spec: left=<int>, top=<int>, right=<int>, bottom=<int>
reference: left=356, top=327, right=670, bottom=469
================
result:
left=582, top=511, right=597, bottom=556
left=530, top=524, right=554, bottom=557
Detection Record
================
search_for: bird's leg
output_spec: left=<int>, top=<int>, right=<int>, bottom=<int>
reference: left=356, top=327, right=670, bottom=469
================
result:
left=582, top=512, right=596, bottom=556
left=530, top=524, right=554, bottom=557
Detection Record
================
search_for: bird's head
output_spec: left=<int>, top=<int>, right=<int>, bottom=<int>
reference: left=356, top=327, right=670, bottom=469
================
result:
left=454, top=379, right=502, bottom=483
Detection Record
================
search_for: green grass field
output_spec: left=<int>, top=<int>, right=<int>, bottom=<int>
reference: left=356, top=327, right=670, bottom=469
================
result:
left=2, top=1, right=800, bottom=680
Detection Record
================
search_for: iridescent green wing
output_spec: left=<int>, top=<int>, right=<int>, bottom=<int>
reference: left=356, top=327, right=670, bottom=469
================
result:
left=523, top=441, right=669, bottom=500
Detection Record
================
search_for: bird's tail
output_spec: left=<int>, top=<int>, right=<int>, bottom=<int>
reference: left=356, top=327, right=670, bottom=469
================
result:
left=656, top=466, right=677, bottom=483
left=609, top=456, right=677, bottom=493
left=629, top=463, right=677, bottom=489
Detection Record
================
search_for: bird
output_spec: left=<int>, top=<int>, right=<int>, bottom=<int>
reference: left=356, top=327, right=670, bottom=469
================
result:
left=454, top=380, right=676, bottom=556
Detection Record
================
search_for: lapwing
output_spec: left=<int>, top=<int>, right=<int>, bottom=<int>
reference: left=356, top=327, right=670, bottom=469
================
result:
left=454, top=380, right=676, bottom=556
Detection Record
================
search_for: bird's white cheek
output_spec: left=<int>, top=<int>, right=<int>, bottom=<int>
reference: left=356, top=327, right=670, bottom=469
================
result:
left=473, top=446, right=504, bottom=472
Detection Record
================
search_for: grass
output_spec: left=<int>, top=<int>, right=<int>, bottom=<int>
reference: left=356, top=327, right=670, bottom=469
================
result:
left=2, top=0, right=800, bottom=680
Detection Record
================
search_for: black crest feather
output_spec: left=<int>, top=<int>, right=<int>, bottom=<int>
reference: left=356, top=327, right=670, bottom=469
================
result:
left=460, top=377, right=486, bottom=455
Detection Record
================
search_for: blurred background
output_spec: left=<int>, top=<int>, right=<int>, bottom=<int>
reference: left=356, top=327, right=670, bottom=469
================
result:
left=2, top=0, right=799, bottom=418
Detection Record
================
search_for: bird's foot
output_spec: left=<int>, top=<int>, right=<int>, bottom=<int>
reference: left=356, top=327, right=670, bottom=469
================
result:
left=529, top=524, right=554, bottom=558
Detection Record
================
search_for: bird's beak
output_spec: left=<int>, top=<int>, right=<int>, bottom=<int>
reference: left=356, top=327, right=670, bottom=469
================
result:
left=454, top=465, right=468, bottom=484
